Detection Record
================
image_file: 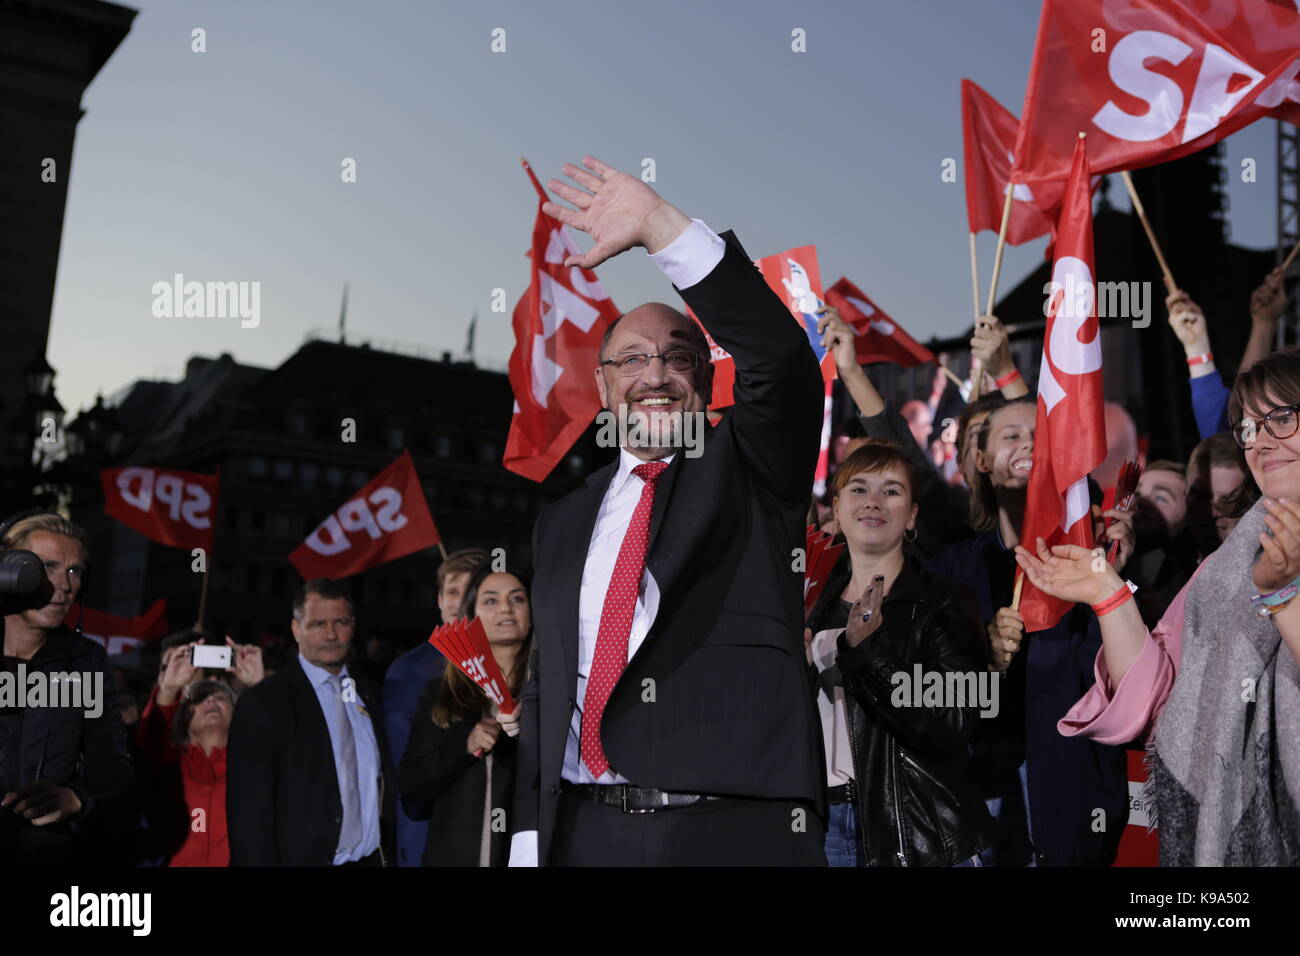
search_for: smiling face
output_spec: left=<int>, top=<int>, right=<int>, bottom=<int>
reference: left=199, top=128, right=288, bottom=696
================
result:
left=976, top=403, right=1036, bottom=490
left=832, top=463, right=918, bottom=557
left=472, top=572, right=530, bottom=646
left=9, top=531, right=85, bottom=633
left=1239, top=394, right=1300, bottom=502
left=594, top=303, right=713, bottom=461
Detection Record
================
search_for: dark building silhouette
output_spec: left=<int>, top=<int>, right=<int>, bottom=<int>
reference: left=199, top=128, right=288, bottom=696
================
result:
left=68, top=338, right=613, bottom=651
left=0, top=0, right=135, bottom=514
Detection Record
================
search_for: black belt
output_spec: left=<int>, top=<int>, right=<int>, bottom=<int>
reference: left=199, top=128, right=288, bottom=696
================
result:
left=560, top=780, right=724, bottom=814
left=828, top=781, right=857, bottom=805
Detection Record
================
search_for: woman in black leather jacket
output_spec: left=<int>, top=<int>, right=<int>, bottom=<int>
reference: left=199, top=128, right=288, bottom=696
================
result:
left=808, top=439, right=996, bottom=866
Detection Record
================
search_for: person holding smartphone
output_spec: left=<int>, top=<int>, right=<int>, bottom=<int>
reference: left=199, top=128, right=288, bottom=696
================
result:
left=136, top=638, right=263, bottom=866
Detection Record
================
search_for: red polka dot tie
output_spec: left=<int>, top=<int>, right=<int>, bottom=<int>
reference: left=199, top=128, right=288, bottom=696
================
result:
left=580, top=461, right=670, bottom=778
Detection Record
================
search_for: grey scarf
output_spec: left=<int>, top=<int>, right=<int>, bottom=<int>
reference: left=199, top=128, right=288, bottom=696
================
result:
left=1148, top=498, right=1300, bottom=865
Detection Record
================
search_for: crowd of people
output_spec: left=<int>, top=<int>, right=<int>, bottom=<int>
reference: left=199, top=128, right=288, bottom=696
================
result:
left=3, top=160, right=1298, bottom=867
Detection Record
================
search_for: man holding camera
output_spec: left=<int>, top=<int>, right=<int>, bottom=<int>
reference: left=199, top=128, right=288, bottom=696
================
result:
left=0, top=511, right=132, bottom=866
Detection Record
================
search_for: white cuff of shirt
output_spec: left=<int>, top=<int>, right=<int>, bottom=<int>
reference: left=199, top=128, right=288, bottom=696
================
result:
left=810, top=628, right=845, bottom=673
left=508, top=830, right=539, bottom=867
left=648, top=219, right=725, bottom=290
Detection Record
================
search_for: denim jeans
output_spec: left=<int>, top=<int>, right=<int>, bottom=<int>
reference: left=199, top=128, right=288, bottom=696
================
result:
left=973, top=736, right=1035, bottom=866
left=824, top=801, right=861, bottom=867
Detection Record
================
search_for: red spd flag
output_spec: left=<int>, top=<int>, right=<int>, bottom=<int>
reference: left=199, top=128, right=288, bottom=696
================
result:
left=824, top=278, right=935, bottom=367
left=102, top=466, right=219, bottom=551
left=504, top=160, right=620, bottom=482
left=698, top=245, right=835, bottom=409
left=68, top=599, right=168, bottom=656
left=1013, top=0, right=1300, bottom=188
left=1019, top=137, right=1108, bottom=633
left=289, top=451, right=440, bottom=580
left=962, top=78, right=1066, bottom=245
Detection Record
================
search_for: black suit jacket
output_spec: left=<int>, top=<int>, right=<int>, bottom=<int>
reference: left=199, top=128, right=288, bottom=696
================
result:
left=513, top=231, right=827, bottom=862
left=226, top=655, right=396, bottom=866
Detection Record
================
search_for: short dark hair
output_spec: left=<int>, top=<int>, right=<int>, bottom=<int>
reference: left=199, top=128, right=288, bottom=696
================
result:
left=1229, top=346, right=1300, bottom=428
left=830, top=439, right=919, bottom=502
left=292, top=579, right=353, bottom=622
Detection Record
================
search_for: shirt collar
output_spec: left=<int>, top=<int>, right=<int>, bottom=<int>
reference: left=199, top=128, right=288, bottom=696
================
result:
left=298, top=652, right=349, bottom=688
left=611, top=448, right=675, bottom=496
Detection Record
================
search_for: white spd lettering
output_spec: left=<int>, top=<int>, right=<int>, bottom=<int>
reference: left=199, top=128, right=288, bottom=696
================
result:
left=1092, top=29, right=1300, bottom=144
left=117, top=468, right=212, bottom=529
left=304, top=486, right=408, bottom=556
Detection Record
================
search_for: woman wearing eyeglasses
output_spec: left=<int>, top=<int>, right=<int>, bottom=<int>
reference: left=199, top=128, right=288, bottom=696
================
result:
left=1018, top=348, right=1300, bottom=865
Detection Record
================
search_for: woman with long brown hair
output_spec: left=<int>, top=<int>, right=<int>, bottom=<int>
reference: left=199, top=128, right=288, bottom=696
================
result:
left=399, top=567, right=532, bottom=866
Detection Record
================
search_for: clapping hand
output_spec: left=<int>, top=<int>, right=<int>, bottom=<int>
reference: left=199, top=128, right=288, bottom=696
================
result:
left=1013, top=536, right=1122, bottom=607
left=543, top=156, right=691, bottom=269
left=1255, top=498, right=1300, bottom=595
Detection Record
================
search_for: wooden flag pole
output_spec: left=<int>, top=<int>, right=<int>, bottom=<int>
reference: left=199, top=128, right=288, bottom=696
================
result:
left=437, top=540, right=448, bottom=561
left=1011, top=570, right=1025, bottom=611
left=969, top=233, right=982, bottom=322
left=970, top=188, right=1015, bottom=401
left=1120, top=169, right=1178, bottom=294
left=195, top=560, right=211, bottom=632
left=1282, top=234, right=1300, bottom=273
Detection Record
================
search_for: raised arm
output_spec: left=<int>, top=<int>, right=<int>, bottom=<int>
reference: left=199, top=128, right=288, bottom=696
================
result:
left=546, top=155, right=822, bottom=503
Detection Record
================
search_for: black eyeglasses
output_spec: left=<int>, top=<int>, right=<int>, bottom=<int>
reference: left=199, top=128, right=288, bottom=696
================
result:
left=600, top=350, right=702, bottom=376
left=1232, top=405, right=1300, bottom=448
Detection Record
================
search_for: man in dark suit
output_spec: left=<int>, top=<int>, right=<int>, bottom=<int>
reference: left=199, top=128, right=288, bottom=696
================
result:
left=227, top=579, right=395, bottom=866
left=506, top=156, right=827, bottom=866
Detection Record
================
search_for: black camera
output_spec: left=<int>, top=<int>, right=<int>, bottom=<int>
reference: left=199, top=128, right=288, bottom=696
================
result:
left=0, top=549, right=54, bottom=616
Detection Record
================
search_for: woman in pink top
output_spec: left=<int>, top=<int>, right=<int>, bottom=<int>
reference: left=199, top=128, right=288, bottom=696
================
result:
left=1014, top=348, right=1300, bottom=866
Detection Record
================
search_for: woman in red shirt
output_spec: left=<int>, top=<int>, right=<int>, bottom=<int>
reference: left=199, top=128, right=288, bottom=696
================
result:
left=136, top=639, right=263, bottom=866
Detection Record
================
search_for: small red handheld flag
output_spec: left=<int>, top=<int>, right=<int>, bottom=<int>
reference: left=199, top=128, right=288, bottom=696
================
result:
left=427, top=616, right=516, bottom=716
left=804, top=526, right=847, bottom=621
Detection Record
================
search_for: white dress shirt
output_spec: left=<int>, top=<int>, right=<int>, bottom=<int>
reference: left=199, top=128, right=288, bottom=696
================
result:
left=508, top=218, right=726, bottom=867
left=810, top=626, right=856, bottom=785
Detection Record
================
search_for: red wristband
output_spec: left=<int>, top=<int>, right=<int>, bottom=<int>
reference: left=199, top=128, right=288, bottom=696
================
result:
left=1186, top=352, right=1213, bottom=367
left=1091, top=583, right=1133, bottom=617
left=994, top=368, right=1022, bottom=389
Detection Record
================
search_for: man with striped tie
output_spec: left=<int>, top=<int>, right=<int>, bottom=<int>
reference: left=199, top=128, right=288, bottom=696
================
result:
left=507, top=157, right=827, bottom=866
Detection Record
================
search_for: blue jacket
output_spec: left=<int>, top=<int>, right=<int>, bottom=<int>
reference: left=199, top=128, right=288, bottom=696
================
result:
left=1190, top=372, right=1230, bottom=439
left=380, top=642, right=446, bottom=867
left=929, top=529, right=1127, bottom=866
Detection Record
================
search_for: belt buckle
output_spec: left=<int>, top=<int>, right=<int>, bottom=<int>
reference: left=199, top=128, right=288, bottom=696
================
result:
left=621, top=786, right=657, bottom=814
